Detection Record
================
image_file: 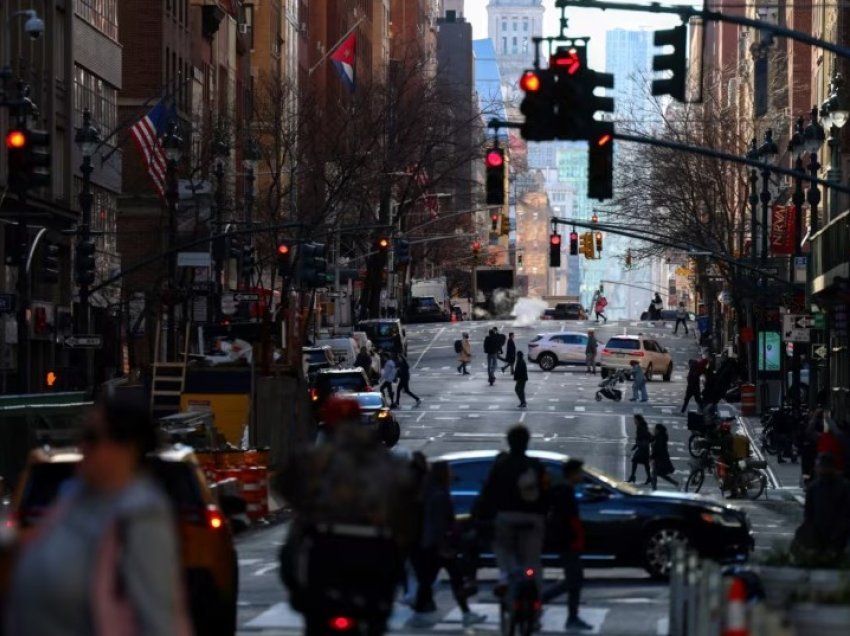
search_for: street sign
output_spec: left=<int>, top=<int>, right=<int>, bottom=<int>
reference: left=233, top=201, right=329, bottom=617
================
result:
left=326, top=291, right=347, bottom=299
left=232, top=292, right=260, bottom=303
left=813, top=345, right=828, bottom=360
left=63, top=334, right=103, bottom=348
left=794, top=256, right=807, bottom=284
left=0, top=293, right=15, bottom=313
left=814, top=313, right=826, bottom=329
left=782, top=314, right=810, bottom=343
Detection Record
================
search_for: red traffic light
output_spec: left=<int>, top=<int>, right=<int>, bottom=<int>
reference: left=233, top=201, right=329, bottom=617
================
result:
left=519, top=71, right=541, bottom=93
left=491, top=213, right=499, bottom=221
left=277, top=244, right=290, bottom=255
left=6, top=130, right=26, bottom=149
left=485, top=149, right=504, bottom=168
left=45, top=371, right=57, bottom=388
left=550, top=233, right=561, bottom=246
left=471, top=241, right=481, bottom=252
left=552, top=48, right=582, bottom=75
left=377, top=237, right=390, bottom=250
left=569, top=231, right=578, bottom=241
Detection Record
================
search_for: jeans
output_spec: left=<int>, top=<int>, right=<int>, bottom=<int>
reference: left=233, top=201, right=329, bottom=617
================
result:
left=674, top=318, right=688, bottom=334
left=681, top=384, right=702, bottom=413
left=379, top=381, right=394, bottom=401
left=586, top=353, right=596, bottom=373
left=395, top=377, right=419, bottom=404
left=411, top=547, right=470, bottom=614
left=541, top=552, right=583, bottom=620
left=632, top=382, right=648, bottom=401
left=487, top=354, right=498, bottom=381
left=515, top=381, right=527, bottom=405
left=493, top=512, right=545, bottom=586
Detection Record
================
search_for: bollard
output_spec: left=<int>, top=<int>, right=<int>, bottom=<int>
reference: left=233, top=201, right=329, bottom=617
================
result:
left=670, top=542, right=686, bottom=636
left=722, top=577, right=748, bottom=636
left=706, top=561, right=723, bottom=636
left=686, top=550, right=700, bottom=634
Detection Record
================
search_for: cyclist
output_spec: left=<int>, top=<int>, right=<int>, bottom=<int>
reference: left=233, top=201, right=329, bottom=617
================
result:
left=476, top=425, right=550, bottom=588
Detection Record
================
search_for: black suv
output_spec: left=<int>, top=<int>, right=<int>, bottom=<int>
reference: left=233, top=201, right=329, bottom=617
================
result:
left=310, top=368, right=372, bottom=408
left=552, top=303, right=587, bottom=320
left=406, top=297, right=448, bottom=323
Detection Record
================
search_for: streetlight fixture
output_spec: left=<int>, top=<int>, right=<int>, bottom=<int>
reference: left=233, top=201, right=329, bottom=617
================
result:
left=803, top=107, right=825, bottom=235
left=745, top=138, right=760, bottom=259
left=757, top=129, right=779, bottom=265
left=821, top=72, right=848, bottom=221
left=162, top=121, right=183, bottom=359
left=787, top=116, right=808, bottom=409
left=210, top=140, right=229, bottom=323
left=74, top=109, right=100, bottom=390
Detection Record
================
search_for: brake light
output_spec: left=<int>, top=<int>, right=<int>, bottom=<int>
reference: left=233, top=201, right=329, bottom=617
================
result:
left=4, top=511, right=18, bottom=530
left=206, top=505, right=224, bottom=530
left=602, top=348, right=610, bottom=354
left=330, top=617, right=355, bottom=631
left=525, top=568, right=535, bottom=578
left=310, top=388, right=319, bottom=402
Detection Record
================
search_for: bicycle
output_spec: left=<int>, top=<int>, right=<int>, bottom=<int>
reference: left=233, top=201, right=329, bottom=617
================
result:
left=498, top=567, right=540, bottom=636
left=685, top=452, right=767, bottom=500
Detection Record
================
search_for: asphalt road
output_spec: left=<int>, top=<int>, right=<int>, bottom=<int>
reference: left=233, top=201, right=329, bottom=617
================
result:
left=236, top=318, right=803, bottom=635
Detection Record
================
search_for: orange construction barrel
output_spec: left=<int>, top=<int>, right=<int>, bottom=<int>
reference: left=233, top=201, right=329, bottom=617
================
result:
left=741, top=384, right=756, bottom=416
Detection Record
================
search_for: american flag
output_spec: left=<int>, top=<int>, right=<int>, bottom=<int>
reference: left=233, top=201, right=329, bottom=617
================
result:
left=129, top=99, right=173, bottom=198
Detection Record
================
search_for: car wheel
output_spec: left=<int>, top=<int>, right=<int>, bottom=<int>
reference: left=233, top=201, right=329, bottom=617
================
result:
left=600, top=368, right=609, bottom=379
left=538, top=352, right=557, bottom=371
left=663, top=363, right=673, bottom=382
left=644, top=526, right=689, bottom=579
left=645, top=363, right=654, bottom=382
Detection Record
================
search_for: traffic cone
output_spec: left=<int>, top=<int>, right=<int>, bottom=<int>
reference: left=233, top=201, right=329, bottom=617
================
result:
left=723, top=577, right=748, bottom=636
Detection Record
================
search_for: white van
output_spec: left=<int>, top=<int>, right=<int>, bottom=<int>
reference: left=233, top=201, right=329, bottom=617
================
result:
left=314, top=337, right=359, bottom=367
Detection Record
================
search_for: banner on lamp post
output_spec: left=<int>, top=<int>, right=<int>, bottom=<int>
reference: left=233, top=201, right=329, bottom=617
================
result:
left=770, top=204, right=796, bottom=255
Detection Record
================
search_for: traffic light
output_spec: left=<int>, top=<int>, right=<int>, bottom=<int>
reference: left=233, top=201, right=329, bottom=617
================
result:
left=471, top=241, right=481, bottom=258
left=588, top=125, right=614, bottom=200
left=297, top=242, right=328, bottom=288
left=394, top=239, right=410, bottom=266
left=569, top=231, right=579, bottom=256
left=5, top=125, right=51, bottom=194
left=551, top=47, right=588, bottom=141
left=585, top=69, right=615, bottom=123
left=276, top=243, right=292, bottom=277
left=41, top=242, right=60, bottom=284
left=490, top=212, right=499, bottom=232
left=485, top=147, right=505, bottom=205
left=549, top=232, right=562, bottom=268
left=652, top=24, right=687, bottom=102
left=45, top=370, right=58, bottom=389
left=6, top=128, right=28, bottom=194
left=580, top=232, right=596, bottom=260
left=595, top=232, right=603, bottom=253
left=519, top=69, right=556, bottom=141
left=240, top=245, right=256, bottom=275
left=75, top=240, right=96, bottom=286
left=28, top=128, right=51, bottom=190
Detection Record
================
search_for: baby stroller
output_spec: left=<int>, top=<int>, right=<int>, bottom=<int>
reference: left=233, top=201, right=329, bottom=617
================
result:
left=595, top=369, right=626, bottom=401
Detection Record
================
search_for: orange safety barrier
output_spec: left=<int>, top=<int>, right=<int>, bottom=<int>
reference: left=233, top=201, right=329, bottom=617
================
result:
left=723, top=577, right=748, bottom=636
left=241, top=465, right=269, bottom=522
left=740, top=384, right=756, bottom=416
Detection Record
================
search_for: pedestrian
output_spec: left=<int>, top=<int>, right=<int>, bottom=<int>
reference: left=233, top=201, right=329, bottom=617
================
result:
left=673, top=302, right=689, bottom=334
left=514, top=351, right=528, bottom=408
left=816, top=411, right=846, bottom=475
left=627, top=415, right=652, bottom=484
left=394, top=354, right=421, bottom=408
left=409, top=462, right=485, bottom=628
left=541, top=459, right=593, bottom=632
left=594, top=296, right=608, bottom=324
left=355, top=346, right=373, bottom=375
left=628, top=360, right=648, bottom=402
left=681, top=359, right=703, bottom=413
left=650, top=423, right=678, bottom=489
left=483, top=328, right=501, bottom=386
left=793, top=453, right=850, bottom=558
left=6, top=394, right=192, bottom=636
left=457, top=333, right=471, bottom=375
left=379, top=354, right=397, bottom=403
left=651, top=293, right=663, bottom=320
left=500, top=332, right=517, bottom=374
left=800, top=410, right=824, bottom=486
left=585, top=329, right=598, bottom=374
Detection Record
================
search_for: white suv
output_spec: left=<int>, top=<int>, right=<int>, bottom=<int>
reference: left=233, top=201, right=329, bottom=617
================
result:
left=600, top=335, right=673, bottom=382
left=527, top=332, right=592, bottom=371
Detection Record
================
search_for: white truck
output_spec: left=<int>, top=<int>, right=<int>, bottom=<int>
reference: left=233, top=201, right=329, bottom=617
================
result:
left=411, top=278, right=450, bottom=311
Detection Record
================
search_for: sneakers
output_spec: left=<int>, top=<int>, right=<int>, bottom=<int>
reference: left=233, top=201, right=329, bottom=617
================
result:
left=566, top=616, right=594, bottom=631
left=415, top=398, right=422, bottom=406
left=462, top=611, right=486, bottom=627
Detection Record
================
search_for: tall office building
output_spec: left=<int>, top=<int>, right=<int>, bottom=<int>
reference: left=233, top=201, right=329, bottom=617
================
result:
left=487, top=0, right=544, bottom=96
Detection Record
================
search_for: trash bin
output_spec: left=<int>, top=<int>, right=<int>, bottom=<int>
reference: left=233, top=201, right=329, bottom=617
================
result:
left=741, top=383, right=756, bottom=416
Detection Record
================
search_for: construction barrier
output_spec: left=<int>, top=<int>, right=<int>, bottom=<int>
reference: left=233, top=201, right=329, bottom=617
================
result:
left=741, top=384, right=756, bottom=416
left=202, top=448, right=272, bottom=524
left=241, top=465, right=270, bottom=522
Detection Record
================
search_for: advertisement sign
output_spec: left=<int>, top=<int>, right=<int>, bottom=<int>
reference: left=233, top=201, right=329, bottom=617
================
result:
left=758, top=331, right=781, bottom=371
left=770, top=204, right=796, bottom=255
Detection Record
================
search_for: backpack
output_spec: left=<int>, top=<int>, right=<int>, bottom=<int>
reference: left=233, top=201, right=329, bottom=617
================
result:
left=454, top=339, right=462, bottom=353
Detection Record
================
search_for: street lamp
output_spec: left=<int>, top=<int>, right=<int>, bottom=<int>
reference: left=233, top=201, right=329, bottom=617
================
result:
left=162, top=121, right=183, bottom=359
left=757, top=129, right=779, bottom=265
left=787, top=116, right=809, bottom=409
left=803, top=107, right=825, bottom=235
left=821, top=72, right=848, bottom=221
left=243, top=138, right=261, bottom=288
left=210, top=140, right=229, bottom=323
left=74, top=109, right=100, bottom=390
left=745, top=138, right=760, bottom=258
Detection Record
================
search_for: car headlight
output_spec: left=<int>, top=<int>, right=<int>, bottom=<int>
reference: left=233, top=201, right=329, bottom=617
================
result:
left=700, top=512, right=743, bottom=528
left=376, top=410, right=390, bottom=419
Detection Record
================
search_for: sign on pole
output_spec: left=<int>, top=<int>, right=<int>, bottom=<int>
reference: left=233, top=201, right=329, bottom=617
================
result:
left=220, top=293, right=237, bottom=316
left=782, top=314, right=811, bottom=343
left=63, top=334, right=103, bottom=348
left=813, top=345, right=828, bottom=360
left=233, top=292, right=260, bottom=303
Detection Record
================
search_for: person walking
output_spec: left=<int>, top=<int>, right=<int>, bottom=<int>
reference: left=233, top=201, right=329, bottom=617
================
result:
left=673, top=302, right=689, bottom=335
left=409, top=462, right=485, bottom=628
left=514, top=352, right=528, bottom=408
left=585, top=330, right=598, bottom=374
left=394, top=355, right=421, bottom=408
left=379, top=354, right=397, bottom=403
left=651, top=293, right=664, bottom=320
left=681, top=359, right=703, bottom=413
left=5, top=395, right=192, bottom=636
left=627, top=415, right=653, bottom=484
left=542, top=459, right=593, bottom=631
left=794, top=453, right=850, bottom=558
left=650, top=424, right=678, bottom=489
left=594, top=296, right=608, bottom=324
left=629, top=360, right=648, bottom=402
left=501, top=332, right=517, bottom=374
left=457, top=333, right=472, bottom=375
left=484, top=328, right=501, bottom=386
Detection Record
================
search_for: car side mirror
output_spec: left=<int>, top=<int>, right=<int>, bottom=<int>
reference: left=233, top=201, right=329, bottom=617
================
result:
left=584, top=484, right=609, bottom=501
left=662, top=347, right=669, bottom=354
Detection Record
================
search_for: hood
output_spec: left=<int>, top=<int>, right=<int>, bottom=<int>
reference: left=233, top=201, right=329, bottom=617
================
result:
left=635, top=489, right=743, bottom=513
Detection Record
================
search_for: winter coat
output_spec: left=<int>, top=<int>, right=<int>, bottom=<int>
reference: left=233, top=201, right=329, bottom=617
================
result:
left=631, top=426, right=652, bottom=464
left=650, top=429, right=675, bottom=476
left=483, top=334, right=501, bottom=355
left=631, top=365, right=647, bottom=387
left=458, top=339, right=472, bottom=363
left=803, top=475, right=850, bottom=554
left=586, top=335, right=598, bottom=356
left=396, top=357, right=411, bottom=382
left=503, top=339, right=517, bottom=363
left=547, top=483, right=584, bottom=553
left=676, top=306, right=687, bottom=319
left=513, top=357, right=528, bottom=382
left=594, top=298, right=607, bottom=314
left=419, top=478, right=456, bottom=550
left=476, top=452, right=550, bottom=518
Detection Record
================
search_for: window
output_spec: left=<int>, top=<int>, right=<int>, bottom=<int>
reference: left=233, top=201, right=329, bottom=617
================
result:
left=502, top=19, right=507, bottom=32
left=74, top=0, right=118, bottom=40
left=512, top=36, right=518, bottom=54
left=502, top=37, right=507, bottom=54
left=522, top=37, right=529, bottom=53
left=73, top=65, right=118, bottom=133
left=754, top=56, right=768, bottom=117
left=513, top=20, right=518, bottom=31
left=605, top=338, right=640, bottom=350
left=523, top=19, right=529, bottom=32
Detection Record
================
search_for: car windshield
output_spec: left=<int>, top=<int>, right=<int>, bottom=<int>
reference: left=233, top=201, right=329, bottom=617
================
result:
left=413, top=298, right=438, bottom=308
left=355, top=394, right=384, bottom=409
left=359, top=322, right=398, bottom=339
left=583, top=463, right=640, bottom=495
left=530, top=335, right=543, bottom=343
left=606, top=338, right=640, bottom=350
left=325, top=374, right=367, bottom=391
left=305, top=350, right=330, bottom=363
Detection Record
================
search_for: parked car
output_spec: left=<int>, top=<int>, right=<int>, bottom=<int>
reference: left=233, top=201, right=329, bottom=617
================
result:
left=640, top=309, right=697, bottom=321
left=314, top=336, right=360, bottom=367
left=342, top=392, right=400, bottom=448
left=310, top=368, right=372, bottom=407
left=4, top=445, right=238, bottom=635
left=541, top=308, right=556, bottom=321
left=552, top=303, right=588, bottom=320
left=527, top=331, right=593, bottom=371
left=302, top=346, right=336, bottom=380
left=406, top=296, right=448, bottom=323
left=356, top=319, right=407, bottom=356
left=600, top=335, right=674, bottom=381
left=433, top=450, right=752, bottom=579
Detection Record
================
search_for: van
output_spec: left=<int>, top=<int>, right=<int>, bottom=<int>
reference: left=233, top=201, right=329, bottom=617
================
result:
left=314, top=336, right=359, bottom=366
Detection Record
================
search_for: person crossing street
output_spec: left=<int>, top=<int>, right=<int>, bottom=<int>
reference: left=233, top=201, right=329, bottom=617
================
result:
left=501, top=332, right=517, bottom=374
left=483, top=328, right=501, bottom=386
left=379, top=354, right=397, bottom=403
left=594, top=296, right=608, bottom=324
left=673, top=302, right=689, bottom=335
left=514, top=351, right=528, bottom=408
left=629, top=360, right=648, bottom=402
left=650, top=424, right=678, bottom=489
left=394, top=355, right=421, bottom=408
left=585, top=329, right=598, bottom=374
left=456, top=333, right=471, bottom=375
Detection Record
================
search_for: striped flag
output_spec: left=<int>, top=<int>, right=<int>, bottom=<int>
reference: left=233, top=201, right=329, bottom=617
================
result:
left=330, top=32, right=357, bottom=92
left=129, top=99, right=174, bottom=198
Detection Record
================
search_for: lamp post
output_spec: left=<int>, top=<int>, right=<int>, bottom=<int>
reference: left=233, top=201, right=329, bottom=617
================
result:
left=74, top=109, right=100, bottom=391
left=788, top=116, right=808, bottom=409
left=162, top=122, right=183, bottom=360
left=746, top=139, right=760, bottom=259
left=210, top=140, right=229, bottom=324
left=803, top=107, right=825, bottom=235
left=243, top=138, right=261, bottom=288
left=821, top=72, right=849, bottom=222
left=757, top=129, right=779, bottom=265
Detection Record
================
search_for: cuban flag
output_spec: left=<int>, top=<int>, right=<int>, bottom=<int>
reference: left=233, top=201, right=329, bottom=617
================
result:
left=129, top=98, right=175, bottom=198
left=330, top=33, right=357, bottom=93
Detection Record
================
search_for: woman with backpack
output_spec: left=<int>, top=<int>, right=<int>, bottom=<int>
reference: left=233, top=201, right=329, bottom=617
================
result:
left=627, top=415, right=653, bottom=484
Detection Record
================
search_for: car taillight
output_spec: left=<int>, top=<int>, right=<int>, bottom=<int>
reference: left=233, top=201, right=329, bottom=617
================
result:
left=330, top=616, right=355, bottom=631
left=310, top=388, right=319, bottom=401
left=602, top=348, right=610, bottom=354
left=206, top=505, right=225, bottom=530
left=525, top=568, right=535, bottom=578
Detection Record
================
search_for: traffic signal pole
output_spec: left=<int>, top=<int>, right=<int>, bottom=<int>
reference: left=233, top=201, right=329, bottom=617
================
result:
left=16, top=210, right=29, bottom=392
left=77, top=146, right=94, bottom=391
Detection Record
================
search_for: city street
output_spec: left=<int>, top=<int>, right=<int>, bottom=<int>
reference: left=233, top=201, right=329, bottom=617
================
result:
left=236, top=319, right=804, bottom=635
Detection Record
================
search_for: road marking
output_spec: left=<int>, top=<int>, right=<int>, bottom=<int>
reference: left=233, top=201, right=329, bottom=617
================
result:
left=575, top=406, right=586, bottom=412
left=252, top=562, right=279, bottom=576
left=239, top=558, right=262, bottom=566
left=413, top=325, right=446, bottom=369
left=429, top=405, right=441, bottom=410
left=416, top=412, right=425, bottom=422
left=459, top=404, right=470, bottom=409
left=488, top=405, right=499, bottom=410
left=519, top=411, right=527, bottom=422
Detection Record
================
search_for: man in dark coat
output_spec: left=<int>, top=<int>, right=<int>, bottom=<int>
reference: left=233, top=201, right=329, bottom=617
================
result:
left=542, top=459, right=593, bottom=631
left=501, top=332, right=517, bottom=374
left=514, top=351, right=528, bottom=408
left=797, top=452, right=850, bottom=556
left=483, top=328, right=501, bottom=386
left=650, top=423, right=678, bottom=489
left=681, top=359, right=703, bottom=413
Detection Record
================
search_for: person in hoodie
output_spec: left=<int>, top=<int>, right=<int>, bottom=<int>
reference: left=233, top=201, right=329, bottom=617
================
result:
left=378, top=354, right=397, bottom=404
left=513, top=351, right=529, bottom=408
left=650, top=423, right=678, bottom=489
left=500, top=332, right=517, bottom=374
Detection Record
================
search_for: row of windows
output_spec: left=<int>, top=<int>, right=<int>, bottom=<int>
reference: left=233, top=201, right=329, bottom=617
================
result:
left=165, top=47, right=191, bottom=113
left=166, top=0, right=190, bottom=26
left=501, top=36, right=529, bottom=55
left=73, top=179, right=118, bottom=256
left=73, top=65, right=118, bottom=134
left=74, top=0, right=118, bottom=40
left=501, top=17, right=530, bottom=33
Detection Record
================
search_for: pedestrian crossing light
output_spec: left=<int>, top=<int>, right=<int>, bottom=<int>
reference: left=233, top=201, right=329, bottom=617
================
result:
left=549, top=232, right=561, bottom=268
left=569, top=231, right=579, bottom=256
left=277, top=243, right=292, bottom=277
left=45, top=370, right=58, bottom=389
left=491, top=212, right=499, bottom=232
left=471, top=241, right=481, bottom=257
